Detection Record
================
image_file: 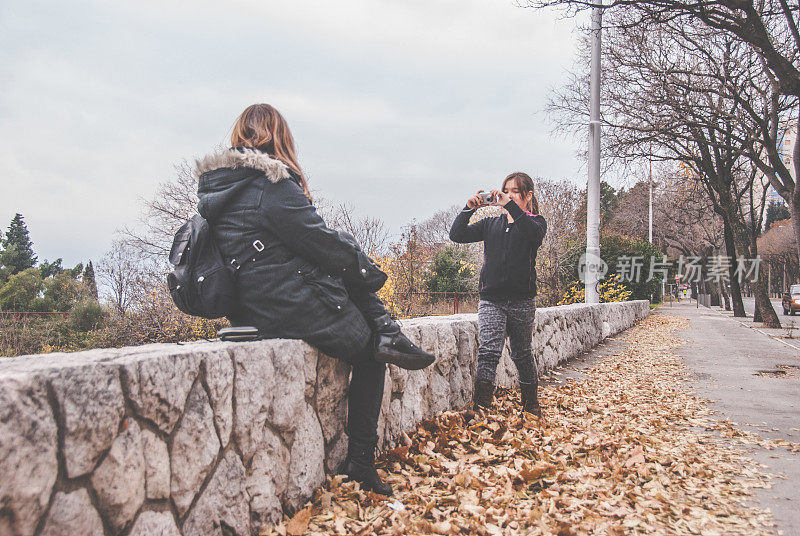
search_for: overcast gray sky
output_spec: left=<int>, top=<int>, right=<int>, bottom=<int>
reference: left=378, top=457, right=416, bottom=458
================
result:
left=0, top=0, right=587, bottom=268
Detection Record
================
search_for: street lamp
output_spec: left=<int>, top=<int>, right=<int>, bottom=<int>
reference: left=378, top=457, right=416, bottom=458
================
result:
left=649, top=141, right=653, bottom=244
left=649, top=141, right=665, bottom=302
left=585, top=0, right=603, bottom=304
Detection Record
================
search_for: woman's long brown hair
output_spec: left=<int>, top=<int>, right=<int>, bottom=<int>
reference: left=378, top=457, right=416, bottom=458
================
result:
left=502, top=172, right=539, bottom=214
left=231, top=104, right=312, bottom=201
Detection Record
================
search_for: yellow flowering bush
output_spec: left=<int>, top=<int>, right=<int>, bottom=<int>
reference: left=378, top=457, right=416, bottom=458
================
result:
left=373, top=254, right=402, bottom=317
left=558, top=274, right=633, bottom=305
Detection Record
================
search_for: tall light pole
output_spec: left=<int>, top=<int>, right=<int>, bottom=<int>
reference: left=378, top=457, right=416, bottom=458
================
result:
left=585, top=0, right=603, bottom=304
left=649, top=141, right=653, bottom=243
left=649, top=142, right=664, bottom=302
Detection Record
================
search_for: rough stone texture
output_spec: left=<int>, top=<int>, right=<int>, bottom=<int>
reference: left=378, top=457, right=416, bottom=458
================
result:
left=324, top=431, right=349, bottom=475
left=170, top=381, right=221, bottom=516
left=300, top=345, right=319, bottom=401
left=121, top=351, right=200, bottom=434
left=142, top=428, right=170, bottom=500
left=231, top=343, right=277, bottom=464
left=40, top=489, right=104, bottom=536
left=0, top=301, right=649, bottom=535
left=0, top=375, right=58, bottom=536
left=284, top=404, right=325, bottom=512
left=182, top=450, right=250, bottom=536
left=246, top=427, right=289, bottom=528
left=129, top=511, right=181, bottom=536
left=202, top=350, right=234, bottom=448
left=314, top=354, right=349, bottom=449
left=50, top=365, right=125, bottom=478
left=264, top=340, right=307, bottom=435
left=90, top=418, right=145, bottom=532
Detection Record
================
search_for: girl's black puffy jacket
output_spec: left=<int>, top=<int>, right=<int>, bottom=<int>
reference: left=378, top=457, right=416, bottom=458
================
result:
left=195, top=147, right=387, bottom=338
left=449, top=201, right=547, bottom=300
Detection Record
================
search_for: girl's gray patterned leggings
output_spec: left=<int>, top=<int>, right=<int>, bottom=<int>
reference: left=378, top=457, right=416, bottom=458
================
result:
left=477, top=297, right=537, bottom=386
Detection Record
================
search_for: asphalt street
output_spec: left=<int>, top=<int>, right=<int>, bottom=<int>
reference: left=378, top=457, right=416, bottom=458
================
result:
left=660, top=302, right=800, bottom=535
left=666, top=296, right=783, bottom=317
left=741, top=296, right=784, bottom=318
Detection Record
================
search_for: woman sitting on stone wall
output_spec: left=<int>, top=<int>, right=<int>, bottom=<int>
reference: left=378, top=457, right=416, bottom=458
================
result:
left=194, top=103, right=435, bottom=496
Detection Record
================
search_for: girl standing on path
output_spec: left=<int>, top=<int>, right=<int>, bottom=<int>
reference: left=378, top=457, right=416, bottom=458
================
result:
left=449, top=172, right=547, bottom=416
left=194, top=103, right=435, bottom=496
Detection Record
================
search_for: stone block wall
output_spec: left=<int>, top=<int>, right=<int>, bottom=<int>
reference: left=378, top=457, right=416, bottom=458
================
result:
left=0, top=300, right=649, bottom=536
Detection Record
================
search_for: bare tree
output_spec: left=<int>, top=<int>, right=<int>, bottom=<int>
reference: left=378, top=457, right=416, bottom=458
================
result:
left=548, top=16, right=779, bottom=323
left=122, top=162, right=198, bottom=263
left=417, top=205, right=463, bottom=246
left=316, top=201, right=390, bottom=257
left=759, top=217, right=798, bottom=294
left=97, top=240, right=147, bottom=316
left=656, top=170, right=723, bottom=257
left=531, top=1, right=800, bottom=94
left=605, top=169, right=724, bottom=260
left=384, top=224, right=432, bottom=317
left=532, top=0, right=800, bottom=272
left=534, top=178, right=584, bottom=306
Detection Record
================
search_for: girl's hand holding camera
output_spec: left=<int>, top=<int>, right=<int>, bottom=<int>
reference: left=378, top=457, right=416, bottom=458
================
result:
left=490, top=189, right=511, bottom=206
left=467, top=189, right=511, bottom=209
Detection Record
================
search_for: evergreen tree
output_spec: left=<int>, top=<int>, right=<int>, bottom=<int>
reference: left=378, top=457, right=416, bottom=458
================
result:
left=67, top=262, right=84, bottom=279
left=424, top=246, right=475, bottom=293
left=0, top=267, right=46, bottom=311
left=39, top=258, right=64, bottom=278
left=764, top=201, right=791, bottom=233
left=83, top=261, right=98, bottom=299
left=1, top=214, right=37, bottom=274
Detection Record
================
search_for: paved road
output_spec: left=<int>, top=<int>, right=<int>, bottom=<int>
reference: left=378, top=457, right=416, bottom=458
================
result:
left=658, top=302, right=800, bottom=535
left=680, top=296, right=800, bottom=351
left=740, top=296, right=784, bottom=317
left=667, top=296, right=784, bottom=317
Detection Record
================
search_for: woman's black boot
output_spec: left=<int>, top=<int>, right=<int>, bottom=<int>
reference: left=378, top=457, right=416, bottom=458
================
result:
left=344, top=442, right=393, bottom=496
left=520, top=381, right=542, bottom=417
left=372, top=314, right=435, bottom=370
left=473, top=379, right=495, bottom=409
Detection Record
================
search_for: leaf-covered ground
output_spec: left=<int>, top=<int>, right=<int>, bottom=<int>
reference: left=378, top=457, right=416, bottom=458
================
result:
left=264, top=314, right=798, bottom=535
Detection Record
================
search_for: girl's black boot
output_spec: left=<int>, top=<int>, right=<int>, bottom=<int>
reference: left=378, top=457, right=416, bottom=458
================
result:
left=344, top=442, right=393, bottom=497
left=473, top=379, right=495, bottom=409
left=520, top=381, right=542, bottom=417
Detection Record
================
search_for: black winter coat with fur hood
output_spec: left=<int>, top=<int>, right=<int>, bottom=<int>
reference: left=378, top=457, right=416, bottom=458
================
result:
left=195, top=147, right=387, bottom=338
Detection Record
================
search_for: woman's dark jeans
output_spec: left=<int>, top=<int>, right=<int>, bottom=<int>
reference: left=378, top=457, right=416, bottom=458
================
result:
left=476, top=297, right=537, bottom=386
left=305, top=282, right=389, bottom=449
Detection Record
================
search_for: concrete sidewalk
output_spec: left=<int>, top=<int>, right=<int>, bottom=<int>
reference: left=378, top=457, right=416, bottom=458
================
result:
left=657, top=302, right=800, bottom=535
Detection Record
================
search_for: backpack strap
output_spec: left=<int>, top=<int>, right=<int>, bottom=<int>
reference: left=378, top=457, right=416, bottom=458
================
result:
left=229, top=240, right=265, bottom=272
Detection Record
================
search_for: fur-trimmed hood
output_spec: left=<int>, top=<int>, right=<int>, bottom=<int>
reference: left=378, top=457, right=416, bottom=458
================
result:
left=194, top=147, right=291, bottom=183
left=195, top=147, right=292, bottom=220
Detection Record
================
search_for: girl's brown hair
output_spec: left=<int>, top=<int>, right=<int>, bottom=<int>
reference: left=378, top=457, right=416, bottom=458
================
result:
left=502, top=172, right=539, bottom=214
left=231, top=104, right=312, bottom=201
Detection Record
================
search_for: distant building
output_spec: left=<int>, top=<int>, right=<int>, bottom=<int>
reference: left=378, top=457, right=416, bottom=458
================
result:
left=780, top=117, right=797, bottom=178
left=767, top=184, right=786, bottom=206
left=754, top=119, right=793, bottom=234
left=768, top=116, right=794, bottom=208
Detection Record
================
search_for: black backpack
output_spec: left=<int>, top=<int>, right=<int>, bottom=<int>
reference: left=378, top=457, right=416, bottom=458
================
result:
left=167, top=215, right=256, bottom=319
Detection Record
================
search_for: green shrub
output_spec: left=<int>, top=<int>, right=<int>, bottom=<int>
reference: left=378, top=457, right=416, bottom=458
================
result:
left=0, top=268, right=44, bottom=311
left=70, top=300, right=107, bottom=332
left=424, top=246, right=476, bottom=294
left=45, top=272, right=90, bottom=312
left=564, top=235, right=665, bottom=301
